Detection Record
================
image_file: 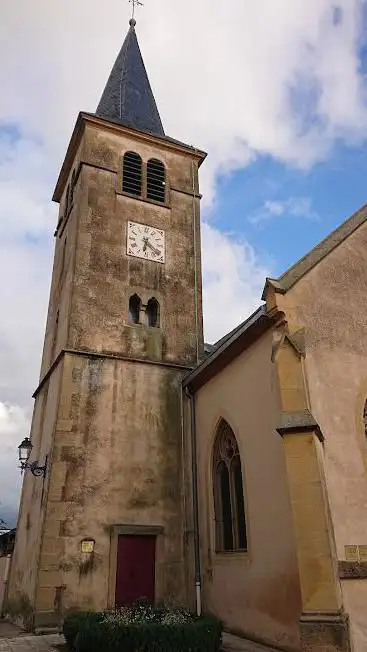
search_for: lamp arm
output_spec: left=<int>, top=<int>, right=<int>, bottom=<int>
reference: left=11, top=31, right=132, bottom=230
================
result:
left=20, top=456, right=48, bottom=479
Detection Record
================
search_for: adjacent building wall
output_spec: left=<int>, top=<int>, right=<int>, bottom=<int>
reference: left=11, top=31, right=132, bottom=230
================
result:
left=287, top=218, right=367, bottom=652
left=194, top=329, right=302, bottom=650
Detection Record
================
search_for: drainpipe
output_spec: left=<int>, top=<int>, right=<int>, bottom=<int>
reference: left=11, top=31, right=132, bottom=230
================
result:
left=185, top=386, right=202, bottom=617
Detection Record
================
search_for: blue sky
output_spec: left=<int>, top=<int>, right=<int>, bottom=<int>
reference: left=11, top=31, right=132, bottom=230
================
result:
left=1, top=0, right=367, bottom=524
left=209, top=141, right=367, bottom=277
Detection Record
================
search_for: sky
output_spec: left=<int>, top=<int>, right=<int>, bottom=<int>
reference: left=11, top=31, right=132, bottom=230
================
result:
left=1, top=0, right=367, bottom=525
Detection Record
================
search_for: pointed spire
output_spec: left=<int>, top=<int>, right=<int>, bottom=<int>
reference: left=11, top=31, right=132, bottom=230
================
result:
left=96, top=20, right=165, bottom=136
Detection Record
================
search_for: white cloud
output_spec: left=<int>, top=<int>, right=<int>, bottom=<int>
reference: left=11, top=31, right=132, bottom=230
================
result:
left=0, top=403, right=27, bottom=526
left=202, top=223, right=271, bottom=343
left=1, top=0, right=367, bottom=203
left=0, top=0, right=367, bottom=510
left=250, top=196, right=319, bottom=224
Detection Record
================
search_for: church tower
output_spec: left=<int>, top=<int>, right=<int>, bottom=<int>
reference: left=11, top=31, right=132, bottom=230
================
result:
left=7, top=19, right=206, bottom=630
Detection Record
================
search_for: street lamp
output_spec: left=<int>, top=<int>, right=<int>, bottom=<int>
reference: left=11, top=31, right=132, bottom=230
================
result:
left=18, top=437, right=48, bottom=478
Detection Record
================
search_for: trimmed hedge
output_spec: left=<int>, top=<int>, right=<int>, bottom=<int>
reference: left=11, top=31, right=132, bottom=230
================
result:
left=63, top=610, right=222, bottom=652
left=63, top=611, right=103, bottom=650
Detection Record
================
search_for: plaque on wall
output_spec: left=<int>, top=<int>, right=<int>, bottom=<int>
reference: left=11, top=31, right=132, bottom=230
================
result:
left=358, top=545, right=367, bottom=562
left=344, top=545, right=358, bottom=562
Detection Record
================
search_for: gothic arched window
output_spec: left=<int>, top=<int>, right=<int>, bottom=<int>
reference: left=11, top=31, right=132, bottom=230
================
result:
left=128, top=294, right=141, bottom=324
left=123, top=152, right=142, bottom=196
left=146, top=298, right=160, bottom=328
left=213, top=420, right=247, bottom=552
left=147, top=158, right=165, bottom=203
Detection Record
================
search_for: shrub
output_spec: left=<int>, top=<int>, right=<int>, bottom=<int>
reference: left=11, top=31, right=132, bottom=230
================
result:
left=75, top=614, right=222, bottom=652
left=63, top=611, right=103, bottom=650
left=63, top=604, right=222, bottom=652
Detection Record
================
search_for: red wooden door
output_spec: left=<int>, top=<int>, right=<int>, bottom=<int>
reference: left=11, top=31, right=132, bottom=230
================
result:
left=115, top=535, right=156, bottom=608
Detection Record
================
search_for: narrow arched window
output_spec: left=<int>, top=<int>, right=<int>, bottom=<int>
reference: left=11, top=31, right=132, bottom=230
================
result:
left=70, top=170, right=76, bottom=205
left=364, top=400, right=367, bottom=438
left=65, top=183, right=70, bottom=217
left=147, top=159, right=165, bottom=203
left=123, top=152, right=142, bottom=196
left=128, top=294, right=141, bottom=324
left=213, top=420, right=247, bottom=552
left=146, top=298, right=160, bottom=328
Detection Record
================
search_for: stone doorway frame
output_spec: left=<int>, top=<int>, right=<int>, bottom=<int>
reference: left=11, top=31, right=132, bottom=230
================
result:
left=107, top=524, right=164, bottom=609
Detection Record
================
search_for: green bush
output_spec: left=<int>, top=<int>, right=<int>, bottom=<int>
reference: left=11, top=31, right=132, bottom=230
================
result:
left=63, top=611, right=103, bottom=650
left=63, top=605, right=222, bottom=652
left=76, top=614, right=222, bottom=652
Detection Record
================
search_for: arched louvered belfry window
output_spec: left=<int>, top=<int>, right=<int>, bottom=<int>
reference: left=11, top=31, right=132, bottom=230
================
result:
left=213, top=420, right=247, bottom=552
left=123, top=152, right=142, bottom=196
left=146, top=298, right=160, bottom=328
left=147, top=158, right=166, bottom=203
left=128, top=294, right=141, bottom=324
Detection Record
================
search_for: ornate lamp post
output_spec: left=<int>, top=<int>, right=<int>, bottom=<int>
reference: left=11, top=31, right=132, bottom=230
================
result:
left=18, top=437, right=47, bottom=478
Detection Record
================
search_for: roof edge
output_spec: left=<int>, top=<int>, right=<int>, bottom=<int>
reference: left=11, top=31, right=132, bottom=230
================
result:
left=278, top=203, right=367, bottom=292
left=183, top=305, right=275, bottom=393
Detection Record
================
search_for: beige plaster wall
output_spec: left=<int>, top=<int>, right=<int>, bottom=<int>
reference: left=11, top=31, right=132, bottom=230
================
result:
left=287, top=218, right=367, bottom=651
left=194, top=329, right=302, bottom=650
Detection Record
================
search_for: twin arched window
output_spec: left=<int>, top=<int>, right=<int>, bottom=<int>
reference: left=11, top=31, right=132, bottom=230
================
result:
left=128, top=294, right=141, bottom=324
left=213, top=420, right=247, bottom=552
left=147, top=159, right=165, bottom=203
left=123, top=152, right=142, bottom=196
left=128, top=294, right=160, bottom=328
left=146, top=298, right=159, bottom=327
left=122, top=152, right=166, bottom=204
left=64, top=169, right=77, bottom=218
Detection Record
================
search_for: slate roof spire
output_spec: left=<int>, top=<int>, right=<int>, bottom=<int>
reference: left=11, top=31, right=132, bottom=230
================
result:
left=96, top=19, right=165, bottom=136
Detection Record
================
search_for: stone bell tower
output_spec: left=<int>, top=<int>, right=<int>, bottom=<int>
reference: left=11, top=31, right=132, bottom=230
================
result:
left=7, top=18, right=206, bottom=630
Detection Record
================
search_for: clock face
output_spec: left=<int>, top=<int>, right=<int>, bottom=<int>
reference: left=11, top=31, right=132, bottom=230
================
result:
left=127, top=221, right=165, bottom=264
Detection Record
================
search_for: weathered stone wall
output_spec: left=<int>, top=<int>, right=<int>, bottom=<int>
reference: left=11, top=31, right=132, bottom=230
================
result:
left=287, top=218, right=367, bottom=652
left=68, top=122, right=203, bottom=364
left=8, top=117, right=205, bottom=628
left=193, top=329, right=302, bottom=650
left=34, top=354, right=186, bottom=623
left=6, top=363, right=63, bottom=628
left=39, top=140, right=83, bottom=379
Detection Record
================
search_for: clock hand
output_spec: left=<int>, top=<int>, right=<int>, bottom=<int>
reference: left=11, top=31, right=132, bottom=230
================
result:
left=145, top=239, right=160, bottom=257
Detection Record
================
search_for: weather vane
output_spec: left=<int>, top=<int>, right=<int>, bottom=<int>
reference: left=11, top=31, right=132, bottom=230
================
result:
left=129, top=0, right=144, bottom=20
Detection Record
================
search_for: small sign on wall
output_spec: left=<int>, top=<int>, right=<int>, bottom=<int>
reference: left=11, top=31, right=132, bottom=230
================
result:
left=81, top=539, right=95, bottom=554
left=344, top=545, right=358, bottom=562
left=344, top=545, right=367, bottom=562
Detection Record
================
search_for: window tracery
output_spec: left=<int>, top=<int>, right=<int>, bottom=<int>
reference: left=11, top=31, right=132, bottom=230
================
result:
left=213, top=420, right=247, bottom=552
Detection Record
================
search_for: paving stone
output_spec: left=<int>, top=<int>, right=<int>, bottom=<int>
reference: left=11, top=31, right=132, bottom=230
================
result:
left=0, top=636, right=64, bottom=652
left=222, top=632, right=283, bottom=651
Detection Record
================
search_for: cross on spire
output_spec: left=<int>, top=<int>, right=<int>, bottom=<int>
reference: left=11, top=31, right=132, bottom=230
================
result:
left=129, top=0, right=143, bottom=20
